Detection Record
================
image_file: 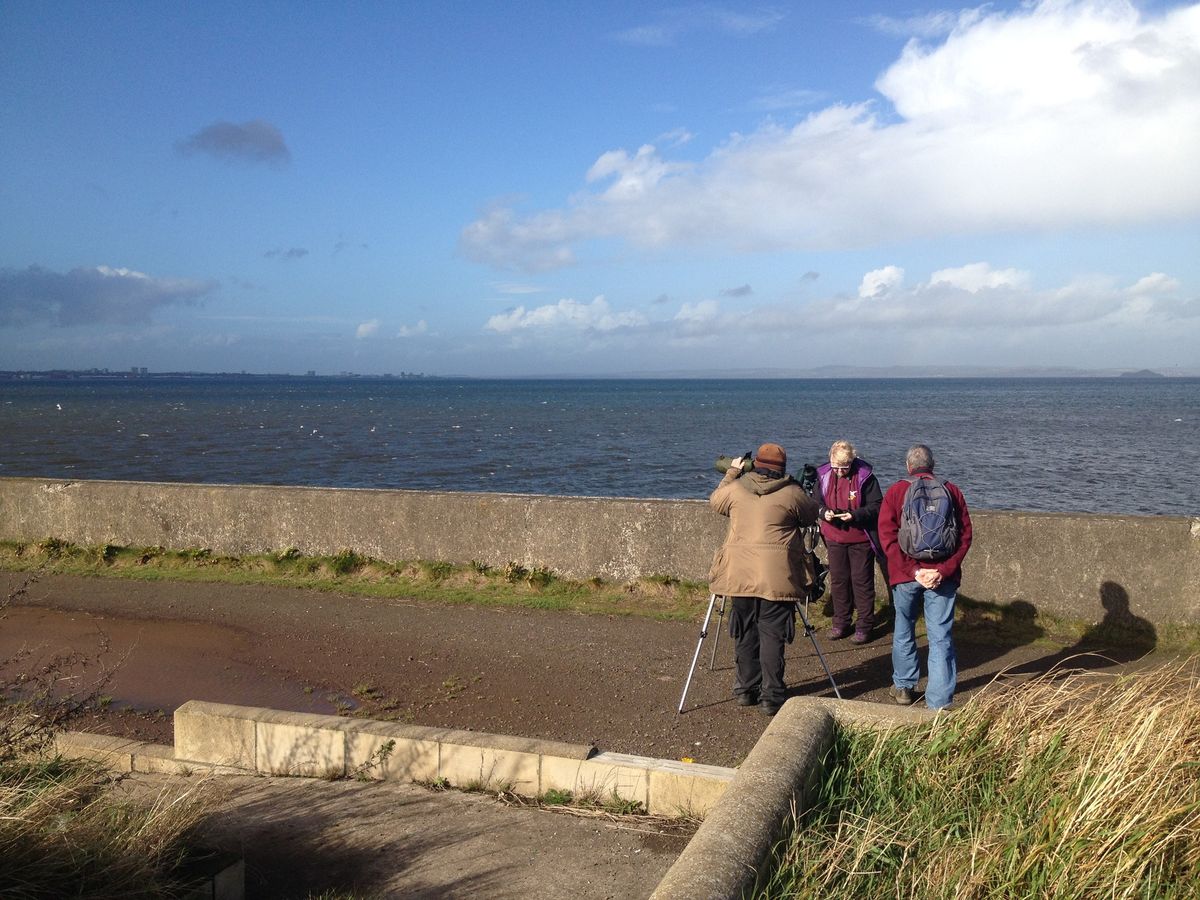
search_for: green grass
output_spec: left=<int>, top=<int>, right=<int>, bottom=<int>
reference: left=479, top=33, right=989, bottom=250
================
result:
left=5, top=537, right=1196, bottom=652
left=0, top=538, right=713, bottom=622
left=755, top=661, right=1200, bottom=899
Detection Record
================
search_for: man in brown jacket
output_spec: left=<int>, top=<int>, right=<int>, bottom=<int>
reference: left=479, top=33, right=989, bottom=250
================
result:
left=709, top=442, right=820, bottom=715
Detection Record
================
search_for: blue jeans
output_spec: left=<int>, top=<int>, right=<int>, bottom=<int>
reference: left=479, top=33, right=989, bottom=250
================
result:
left=892, top=580, right=957, bottom=710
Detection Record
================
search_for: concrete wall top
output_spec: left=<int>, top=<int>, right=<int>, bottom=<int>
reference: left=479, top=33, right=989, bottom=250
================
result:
left=1, top=476, right=1197, bottom=625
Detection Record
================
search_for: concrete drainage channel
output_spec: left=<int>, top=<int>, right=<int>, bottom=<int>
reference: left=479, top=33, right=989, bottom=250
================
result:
left=56, top=697, right=935, bottom=900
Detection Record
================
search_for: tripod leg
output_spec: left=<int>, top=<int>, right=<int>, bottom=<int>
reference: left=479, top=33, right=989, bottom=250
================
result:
left=798, top=603, right=843, bottom=700
left=708, top=595, right=727, bottom=669
left=678, top=593, right=719, bottom=714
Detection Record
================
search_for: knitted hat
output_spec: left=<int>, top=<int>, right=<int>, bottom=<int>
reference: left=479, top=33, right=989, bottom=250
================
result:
left=754, top=442, right=786, bottom=472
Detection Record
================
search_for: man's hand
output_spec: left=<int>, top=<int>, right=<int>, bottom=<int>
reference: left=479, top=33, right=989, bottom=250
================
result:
left=729, top=455, right=746, bottom=473
left=915, top=568, right=943, bottom=589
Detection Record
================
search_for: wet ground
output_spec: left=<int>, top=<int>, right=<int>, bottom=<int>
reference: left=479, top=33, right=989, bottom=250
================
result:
left=0, top=572, right=1149, bottom=767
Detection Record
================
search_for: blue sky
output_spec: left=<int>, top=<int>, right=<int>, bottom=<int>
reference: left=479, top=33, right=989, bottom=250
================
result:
left=2, top=0, right=1198, bottom=376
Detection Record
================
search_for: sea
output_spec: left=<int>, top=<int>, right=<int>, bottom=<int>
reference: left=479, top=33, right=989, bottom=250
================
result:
left=1, top=376, right=1197, bottom=517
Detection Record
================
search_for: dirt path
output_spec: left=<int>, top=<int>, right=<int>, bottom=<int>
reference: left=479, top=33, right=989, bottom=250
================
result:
left=1, top=572, right=1141, bottom=767
left=4, top=572, right=1166, bottom=898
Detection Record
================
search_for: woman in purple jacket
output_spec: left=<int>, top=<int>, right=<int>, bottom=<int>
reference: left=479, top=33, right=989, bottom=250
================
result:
left=811, top=440, right=884, bottom=643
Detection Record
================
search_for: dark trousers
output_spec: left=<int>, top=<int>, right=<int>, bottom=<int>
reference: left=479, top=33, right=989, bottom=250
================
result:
left=729, top=597, right=796, bottom=706
left=827, top=540, right=876, bottom=632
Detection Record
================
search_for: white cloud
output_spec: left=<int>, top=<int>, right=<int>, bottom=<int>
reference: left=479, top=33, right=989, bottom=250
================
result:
left=930, top=262, right=1031, bottom=292
left=859, top=266, right=905, bottom=298
left=585, top=144, right=690, bottom=200
left=1130, top=272, right=1181, bottom=294
left=485, top=296, right=648, bottom=334
left=397, top=320, right=428, bottom=337
left=614, top=6, right=785, bottom=46
left=355, top=319, right=380, bottom=339
left=463, top=1, right=1200, bottom=271
left=493, top=282, right=546, bottom=295
left=863, top=9, right=985, bottom=39
left=751, top=86, right=826, bottom=111
left=821, top=265, right=1198, bottom=330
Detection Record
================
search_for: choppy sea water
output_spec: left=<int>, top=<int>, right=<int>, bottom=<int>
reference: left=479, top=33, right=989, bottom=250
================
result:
left=2, top=377, right=1197, bottom=516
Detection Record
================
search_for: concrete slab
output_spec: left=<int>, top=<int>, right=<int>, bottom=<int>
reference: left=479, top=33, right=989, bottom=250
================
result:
left=175, top=701, right=256, bottom=769
left=647, top=759, right=734, bottom=817
left=345, top=723, right=439, bottom=783
left=255, top=719, right=346, bottom=778
left=54, top=732, right=139, bottom=772
left=541, top=751, right=651, bottom=807
left=438, top=743, right=541, bottom=793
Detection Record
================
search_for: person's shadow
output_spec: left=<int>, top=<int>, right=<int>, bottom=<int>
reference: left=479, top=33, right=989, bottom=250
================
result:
left=795, top=595, right=1048, bottom=701
left=786, top=581, right=1158, bottom=703
left=957, top=581, right=1157, bottom=693
left=1079, top=581, right=1157, bottom=653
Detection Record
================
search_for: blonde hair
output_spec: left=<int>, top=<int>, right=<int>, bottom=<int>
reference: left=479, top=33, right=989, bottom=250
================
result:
left=829, top=440, right=856, bottom=467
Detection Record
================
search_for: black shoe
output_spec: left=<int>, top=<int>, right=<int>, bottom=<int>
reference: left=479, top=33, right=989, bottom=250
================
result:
left=735, top=693, right=759, bottom=707
left=759, top=701, right=781, bottom=716
left=893, top=687, right=915, bottom=706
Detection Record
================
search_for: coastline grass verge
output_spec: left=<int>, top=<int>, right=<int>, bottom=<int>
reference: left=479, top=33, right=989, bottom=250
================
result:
left=2, top=538, right=1192, bottom=652
left=755, top=661, right=1200, bottom=899
left=0, top=538, right=713, bottom=621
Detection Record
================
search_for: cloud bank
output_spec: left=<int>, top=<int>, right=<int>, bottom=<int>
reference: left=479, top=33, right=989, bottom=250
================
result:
left=177, top=119, right=291, bottom=165
left=480, top=262, right=1197, bottom=352
left=0, top=265, right=218, bottom=327
left=463, top=0, right=1200, bottom=271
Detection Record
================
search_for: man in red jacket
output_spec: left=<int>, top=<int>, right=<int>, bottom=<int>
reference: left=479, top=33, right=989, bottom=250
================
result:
left=877, top=444, right=972, bottom=710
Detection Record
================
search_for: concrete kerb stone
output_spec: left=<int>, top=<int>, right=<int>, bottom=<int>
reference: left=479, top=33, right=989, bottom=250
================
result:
left=55, top=700, right=739, bottom=818
left=651, top=700, right=836, bottom=900
left=650, top=696, right=942, bottom=900
left=165, top=701, right=741, bottom=813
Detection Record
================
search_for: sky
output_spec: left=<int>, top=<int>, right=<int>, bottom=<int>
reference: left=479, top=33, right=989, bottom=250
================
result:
left=2, top=0, right=1198, bottom=376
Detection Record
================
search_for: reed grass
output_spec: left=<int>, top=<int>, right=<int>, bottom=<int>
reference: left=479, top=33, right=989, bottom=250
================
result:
left=1, top=576, right=219, bottom=897
left=757, top=661, right=1200, bottom=899
left=0, top=754, right=216, bottom=898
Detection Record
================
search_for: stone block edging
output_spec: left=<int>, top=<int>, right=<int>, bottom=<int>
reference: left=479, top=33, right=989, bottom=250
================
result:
left=53, top=700, right=737, bottom=817
left=650, top=696, right=938, bottom=900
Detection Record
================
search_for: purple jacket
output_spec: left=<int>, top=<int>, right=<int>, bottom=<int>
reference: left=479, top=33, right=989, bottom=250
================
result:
left=812, top=459, right=883, bottom=556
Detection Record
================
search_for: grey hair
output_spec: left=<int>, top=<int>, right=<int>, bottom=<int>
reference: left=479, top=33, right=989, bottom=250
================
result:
left=906, top=444, right=935, bottom=471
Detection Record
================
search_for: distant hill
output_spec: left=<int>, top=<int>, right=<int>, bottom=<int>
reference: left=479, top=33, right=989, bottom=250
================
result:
left=1119, top=369, right=1167, bottom=379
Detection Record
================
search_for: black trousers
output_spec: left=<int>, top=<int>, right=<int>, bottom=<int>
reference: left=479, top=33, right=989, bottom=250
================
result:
left=827, top=540, right=876, bottom=632
left=729, top=597, right=796, bottom=706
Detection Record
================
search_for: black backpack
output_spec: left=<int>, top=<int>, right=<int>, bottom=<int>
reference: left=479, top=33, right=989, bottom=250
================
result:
left=897, top=476, right=958, bottom=561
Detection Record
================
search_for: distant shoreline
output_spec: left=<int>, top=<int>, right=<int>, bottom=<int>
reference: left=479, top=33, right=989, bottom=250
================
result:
left=1, top=368, right=1196, bottom=381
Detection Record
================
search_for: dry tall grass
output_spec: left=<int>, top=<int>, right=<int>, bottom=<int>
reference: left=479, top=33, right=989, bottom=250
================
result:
left=1, top=575, right=218, bottom=897
left=759, top=661, right=1200, bottom=899
left=0, top=756, right=215, bottom=898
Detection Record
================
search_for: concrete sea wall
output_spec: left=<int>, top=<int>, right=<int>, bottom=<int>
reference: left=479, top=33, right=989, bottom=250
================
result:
left=1, top=477, right=1197, bottom=625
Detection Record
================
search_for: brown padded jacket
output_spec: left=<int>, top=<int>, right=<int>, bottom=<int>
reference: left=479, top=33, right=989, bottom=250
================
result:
left=708, top=468, right=821, bottom=601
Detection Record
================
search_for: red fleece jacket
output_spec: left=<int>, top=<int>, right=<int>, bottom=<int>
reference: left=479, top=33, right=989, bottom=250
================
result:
left=877, top=470, right=973, bottom=587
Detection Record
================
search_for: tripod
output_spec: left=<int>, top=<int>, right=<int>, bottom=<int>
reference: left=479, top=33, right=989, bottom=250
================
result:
left=677, top=592, right=842, bottom=713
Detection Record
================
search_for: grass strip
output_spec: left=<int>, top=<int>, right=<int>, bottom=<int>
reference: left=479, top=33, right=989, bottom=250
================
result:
left=755, top=661, right=1200, bottom=899
left=4, top=538, right=1196, bottom=650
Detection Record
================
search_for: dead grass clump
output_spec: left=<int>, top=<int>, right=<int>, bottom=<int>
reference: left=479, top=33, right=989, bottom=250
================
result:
left=760, top=660, right=1200, bottom=899
left=1, top=576, right=219, bottom=897
left=0, top=755, right=215, bottom=897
